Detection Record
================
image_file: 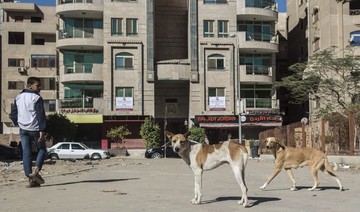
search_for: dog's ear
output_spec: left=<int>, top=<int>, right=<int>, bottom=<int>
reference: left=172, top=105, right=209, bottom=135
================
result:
left=184, top=131, right=191, bottom=138
left=165, top=131, right=174, bottom=140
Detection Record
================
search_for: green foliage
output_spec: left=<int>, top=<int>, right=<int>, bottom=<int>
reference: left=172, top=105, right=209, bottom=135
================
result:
left=276, top=46, right=360, bottom=115
left=140, top=118, right=161, bottom=149
left=46, top=113, right=77, bottom=143
left=106, top=125, right=131, bottom=146
left=188, top=126, right=205, bottom=143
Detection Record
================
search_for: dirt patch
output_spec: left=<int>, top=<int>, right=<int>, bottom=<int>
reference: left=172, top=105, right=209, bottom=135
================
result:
left=0, top=157, right=126, bottom=185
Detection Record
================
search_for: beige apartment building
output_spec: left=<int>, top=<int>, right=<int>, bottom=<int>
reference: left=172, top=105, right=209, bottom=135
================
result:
left=286, top=0, right=360, bottom=124
left=1, top=0, right=281, bottom=145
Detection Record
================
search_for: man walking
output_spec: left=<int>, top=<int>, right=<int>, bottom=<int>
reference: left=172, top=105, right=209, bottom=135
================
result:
left=10, top=77, right=47, bottom=188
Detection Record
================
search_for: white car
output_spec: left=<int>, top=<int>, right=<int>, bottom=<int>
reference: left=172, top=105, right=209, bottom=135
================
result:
left=47, top=142, right=110, bottom=160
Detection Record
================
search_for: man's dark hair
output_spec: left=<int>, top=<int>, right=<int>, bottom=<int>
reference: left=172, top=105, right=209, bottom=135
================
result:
left=27, top=77, right=41, bottom=86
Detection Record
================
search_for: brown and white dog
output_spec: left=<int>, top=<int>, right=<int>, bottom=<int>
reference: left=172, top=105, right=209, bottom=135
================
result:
left=260, top=137, right=343, bottom=191
left=165, top=131, right=249, bottom=207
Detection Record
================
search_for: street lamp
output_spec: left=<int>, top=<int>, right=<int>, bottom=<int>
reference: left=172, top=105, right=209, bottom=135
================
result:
left=230, top=33, right=242, bottom=143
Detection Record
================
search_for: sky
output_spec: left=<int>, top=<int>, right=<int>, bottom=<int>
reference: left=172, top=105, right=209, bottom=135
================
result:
left=16, top=0, right=287, bottom=12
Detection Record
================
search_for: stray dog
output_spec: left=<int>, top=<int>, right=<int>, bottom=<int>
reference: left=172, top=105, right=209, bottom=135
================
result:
left=165, top=131, right=249, bottom=207
left=260, top=137, right=343, bottom=191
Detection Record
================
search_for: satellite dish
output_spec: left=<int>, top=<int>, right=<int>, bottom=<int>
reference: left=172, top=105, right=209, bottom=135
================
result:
left=301, top=117, right=308, bottom=125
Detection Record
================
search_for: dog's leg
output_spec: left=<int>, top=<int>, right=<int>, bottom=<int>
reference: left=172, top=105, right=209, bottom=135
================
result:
left=285, top=168, right=297, bottom=191
left=308, top=166, right=320, bottom=191
left=231, top=164, right=248, bottom=207
left=191, top=168, right=203, bottom=204
left=324, top=162, right=343, bottom=191
left=260, top=166, right=282, bottom=190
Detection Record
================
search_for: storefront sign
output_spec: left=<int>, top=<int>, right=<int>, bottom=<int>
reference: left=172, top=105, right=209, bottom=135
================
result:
left=242, top=115, right=282, bottom=123
left=195, top=115, right=237, bottom=123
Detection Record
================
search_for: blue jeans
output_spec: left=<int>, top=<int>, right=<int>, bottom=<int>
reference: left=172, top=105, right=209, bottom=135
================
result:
left=20, top=129, right=46, bottom=177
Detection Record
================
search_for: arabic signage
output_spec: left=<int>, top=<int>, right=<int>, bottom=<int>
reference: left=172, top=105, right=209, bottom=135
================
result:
left=195, top=115, right=282, bottom=124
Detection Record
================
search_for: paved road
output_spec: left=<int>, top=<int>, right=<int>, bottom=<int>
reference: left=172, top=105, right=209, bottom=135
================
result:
left=1, top=157, right=359, bottom=212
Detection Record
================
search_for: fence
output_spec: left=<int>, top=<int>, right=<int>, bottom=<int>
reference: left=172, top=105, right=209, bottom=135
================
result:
left=259, top=112, right=359, bottom=156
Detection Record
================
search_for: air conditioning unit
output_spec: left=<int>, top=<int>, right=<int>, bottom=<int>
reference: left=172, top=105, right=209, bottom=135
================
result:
left=18, top=67, right=26, bottom=73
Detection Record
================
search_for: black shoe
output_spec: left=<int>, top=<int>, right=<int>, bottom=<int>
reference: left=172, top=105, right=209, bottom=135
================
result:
left=29, top=173, right=45, bottom=184
left=26, top=179, right=41, bottom=188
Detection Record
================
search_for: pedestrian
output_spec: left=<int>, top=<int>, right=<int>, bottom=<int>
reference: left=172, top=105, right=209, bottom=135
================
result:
left=10, top=77, right=46, bottom=188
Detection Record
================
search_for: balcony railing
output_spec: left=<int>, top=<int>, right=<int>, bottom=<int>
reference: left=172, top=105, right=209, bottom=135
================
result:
left=65, top=63, right=93, bottom=74
left=350, top=9, right=360, bottom=16
left=246, top=65, right=272, bottom=76
left=58, top=0, right=93, bottom=4
left=59, top=28, right=94, bottom=39
left=245, top=0, right=275, bottom=9
left=245, top=98, right=276, bottom=109
left=245, top=32, right=277, bottom=43
left=59, top=98, right=93, bottom=108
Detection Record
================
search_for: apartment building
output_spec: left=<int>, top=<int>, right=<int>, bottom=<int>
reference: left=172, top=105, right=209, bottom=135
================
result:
left=1, top=2, right=57, bottom=134
left=286, top=0, right=360, bottom=123
left=1, top=0, right=280, bottom=145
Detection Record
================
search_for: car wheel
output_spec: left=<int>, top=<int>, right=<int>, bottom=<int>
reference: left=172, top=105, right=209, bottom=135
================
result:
left=151, top=152, right=162, bottom=159
left=91, top=153, right=101, bottom=160
left=50, top=153, right=59, bottom=160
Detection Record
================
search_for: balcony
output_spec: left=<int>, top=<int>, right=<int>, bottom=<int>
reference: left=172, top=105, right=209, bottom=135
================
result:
left=237, top=0, right=278, bottom=21
left=56, top=0, right=103, bottom=19
left=61, top=63, right=103, bottom=82
left=237, top=31, right=278, bottom=53
left=156, top=59, right=191, bottom=81
left=240, top=65, right=273, bottom=83
left=244, top=98, right=279, bottom=110
left=57, top=27, right=103, bottom=50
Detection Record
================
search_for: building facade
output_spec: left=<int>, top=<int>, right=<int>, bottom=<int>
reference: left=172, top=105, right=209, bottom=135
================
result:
left=286, top=0, right=360, bottom=123
left=1, top=0, right=281, bottom=145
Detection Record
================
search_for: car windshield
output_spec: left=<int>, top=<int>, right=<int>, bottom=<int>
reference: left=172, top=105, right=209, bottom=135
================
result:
left=80, top=143, right=90, bottom=149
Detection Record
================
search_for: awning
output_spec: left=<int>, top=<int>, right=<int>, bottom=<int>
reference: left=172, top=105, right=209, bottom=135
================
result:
left=66, top=114, right=103, bottom=124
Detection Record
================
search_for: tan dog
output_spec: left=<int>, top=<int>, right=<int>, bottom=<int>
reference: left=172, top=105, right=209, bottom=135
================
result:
left=165, top=131, right=249, bottom=207
left=260, top=137, right=343, bottom=191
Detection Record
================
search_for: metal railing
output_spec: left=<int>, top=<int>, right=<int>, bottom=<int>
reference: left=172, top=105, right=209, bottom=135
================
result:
left=245, top=98, right=274, bottom=109
left=246, top=65, right=271, bottom=76
left=65, top=63, right=93, bottom=74
left=59, top=98, right=93, bottom=108
left=245, top=32, right=277, bottom=43
left=58, top=0, right=93, bottom=4
left=245, top=0, right=275, bottom=9
left=59, top=28, right=94, bottom=39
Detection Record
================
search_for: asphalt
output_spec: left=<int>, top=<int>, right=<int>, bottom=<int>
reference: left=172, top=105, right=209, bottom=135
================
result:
left=1, top=153, right=359, bottom=212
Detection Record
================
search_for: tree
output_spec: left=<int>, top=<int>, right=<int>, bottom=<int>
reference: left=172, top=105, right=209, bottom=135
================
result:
left=106, top=125, right=131, bottom=148
left=188, top=126, right=205, bottom=143
left=46, top=113, right=77, bottom=143
left=140, top=118, right=161, bottom=149
left=276, top=46, right=360, bottom=116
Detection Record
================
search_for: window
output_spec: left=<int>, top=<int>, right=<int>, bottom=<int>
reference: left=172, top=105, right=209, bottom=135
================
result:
left=204, top=20, right=214, bottom=37
left=33, top=39, right=45, bottom=45
left=8, top=58, right=25, bottom=67
left=31, top=16, right=42, bottom=23
left=240, top=84, right=272, bottom=108
left=350, top=31, right=360, bottom=46
left=204, top=0, right=227, bottom=4
left=8, top=32, right=24, bottom=44
left=208, top=88, right=226, bottom=111
left=111, top=18, right=123, bottom=36
left=58, top=144, right=70, bottom=150
left=116, top=87, right=133, bottom=97
left=31, top=55, right=56, bottom=68
left=238, top=21, right=272, bottom=41
left=115, top=52, right=134, bottom=70
left=126, top=18, right=138, bottom=36
left=240, top=54, right=271, bottom=75
left=43, top=100, right=56, bottom=112
left=72, top=144, right=84, bottom=150
left=218, top=20, right=229, bottom=38
left=208, top=54, right=225, bottom=70
left=8, top=81, right=25, bottom=90
left=39, top=78, right=56, bottom=90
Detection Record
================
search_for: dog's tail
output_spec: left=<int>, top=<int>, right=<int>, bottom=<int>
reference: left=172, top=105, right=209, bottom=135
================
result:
left=324, top=157, right=338, bottom=173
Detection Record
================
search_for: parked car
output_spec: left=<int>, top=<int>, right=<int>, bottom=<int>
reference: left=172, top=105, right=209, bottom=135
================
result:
left=47, top=142, right=110, bottom=160
left=0, top=144, right=19, bottom=160
left=145, top=142, right=180, bottom=159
